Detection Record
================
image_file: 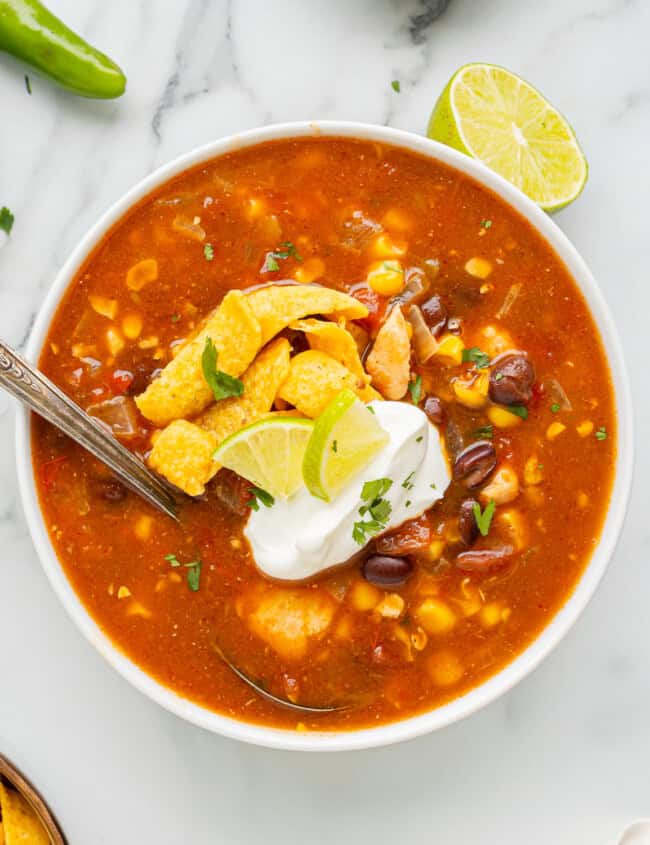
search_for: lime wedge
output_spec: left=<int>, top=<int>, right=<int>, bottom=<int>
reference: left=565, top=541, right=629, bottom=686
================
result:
left=213, top=416, right=314, bottom=499
left=428, top=63, right=587, bottom=211
left=303, top=389, right=389, bottom=502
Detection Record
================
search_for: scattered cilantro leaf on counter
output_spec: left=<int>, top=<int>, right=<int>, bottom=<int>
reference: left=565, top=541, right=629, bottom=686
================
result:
left=247, top=486, right=275, bottom=511
left=391, top=79, right=401, bottom=93
left=595, top=426, right=608, bottom=441
left=201, top=337, right=244, bottom=401
left=462, top=346, right=491, bottom=369
left=408, top=374, right=422, bottom=404
left=505, top=404, right=528, bottom=420
left=473, top=499, right=496, bottom=537
left=0, top=207, right=14, bottom=235
left=204, top=243, right=214, bottom=261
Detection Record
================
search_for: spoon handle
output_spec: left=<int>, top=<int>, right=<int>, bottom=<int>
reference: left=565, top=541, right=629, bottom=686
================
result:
left=0, top=340, right=178, bottom=520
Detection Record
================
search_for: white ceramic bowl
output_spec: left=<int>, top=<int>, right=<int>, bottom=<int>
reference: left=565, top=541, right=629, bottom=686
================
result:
left=16, top=121, right=633, bottom=752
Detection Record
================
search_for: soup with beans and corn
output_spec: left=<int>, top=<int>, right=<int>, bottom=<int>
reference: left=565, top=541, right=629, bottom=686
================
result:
left=32, top=138, right=615, bottom=730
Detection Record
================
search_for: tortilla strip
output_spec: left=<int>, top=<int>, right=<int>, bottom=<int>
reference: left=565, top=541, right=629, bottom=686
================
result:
left=135, top=290, right=262, bottom=426
left=277, top=350, right=380, bottom=418
left=0, top=781, right=49, bottom=845
left=290, top=318, right=369, bottom=382
left=148, top=339, right=291, bottom=496
left=246, top=284, right=368, bottom=345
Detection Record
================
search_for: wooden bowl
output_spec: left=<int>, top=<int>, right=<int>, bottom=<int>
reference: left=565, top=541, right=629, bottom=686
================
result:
left=0, top=754, right=67, bottom=844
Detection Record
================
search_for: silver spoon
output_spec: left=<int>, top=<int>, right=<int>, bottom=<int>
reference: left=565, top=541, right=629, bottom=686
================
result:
left=0, top=339, right=178, bottom=520
left=213, top=644, right=347, bottom=714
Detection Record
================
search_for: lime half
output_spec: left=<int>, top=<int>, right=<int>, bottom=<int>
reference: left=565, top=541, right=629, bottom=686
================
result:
left=214, top=416, right=314, bottom=499
left=303, top=389, right=389, bottom=502
left=428, top=63, right=587, bottom=211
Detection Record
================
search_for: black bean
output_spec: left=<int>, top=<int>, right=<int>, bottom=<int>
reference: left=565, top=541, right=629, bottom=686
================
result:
left=362, top=555, right=414, bottom=588
left=127, top=361, right=157, bottom=396
left=444, top=419, right=465, bottom=461
left=453, top=441, right=497, bottom=488
left=458, top=499, right=479, bottom=546
left=489, top=354, right=535, bottom=406
left=424, top=396, right=445, bottom=426
left=97, top=479, right=128, bottom=503
left=421, top=295, right=447, bottom=337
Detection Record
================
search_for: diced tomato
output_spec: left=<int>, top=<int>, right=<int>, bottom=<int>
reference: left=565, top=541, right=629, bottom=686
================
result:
left=375, top=514, right=432, bottom=556
left=529, top=380, right=545, bottom=410
left=348, top=283, right=387, bottom=335
left=110, top=369, right=135, bottom=395
left=40, top=456, right=67, bottom=491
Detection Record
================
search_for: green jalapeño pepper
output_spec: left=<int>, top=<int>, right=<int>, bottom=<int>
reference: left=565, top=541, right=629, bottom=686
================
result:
left=0, top=0, right=126, bottom=98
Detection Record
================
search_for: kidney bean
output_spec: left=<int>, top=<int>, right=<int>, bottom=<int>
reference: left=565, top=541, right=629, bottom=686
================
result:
left=424, top=396, right=445, bottom=426
left=362, top=555, right=413, bottom=588
left=458, top=499, right=479, bottom=546
left=455, top=545, right=514, bottom=572
left=421, top=295, right=447, bottom=337
left=453, top=441, right=497, bottom=488
left=489, top=354, right=535, bottom=406
left=97, top=479, right=127, bottom=503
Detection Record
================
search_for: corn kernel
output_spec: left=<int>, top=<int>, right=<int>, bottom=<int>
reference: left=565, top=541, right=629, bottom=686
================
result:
left=127, top=601, right=152, bottom=619
left=138, top=336, right=159, bottom=350
left=244, top=197, right=267, bottom=220
left=89, top=295, right=118, bottom=320
left=577, top=491, right=589, bottom=508
left=501, top=607, right=512, bottom=622
left=368, top=232, right=408, bottom=259
left=382, top=208, right=412, bottom=232
left=71, top=343, right=96, bottom=359
left=480, top=282, right=494, bottom=294
left=524, top=456, right=544, bottom=485
left=107, top=583, right=114, bottom=596
left=525, top=485, right=545, bottom=507
left=480, top=603, right=503, bottom=628
left=411, top=627, right=428, bottom=651
left=126, top=258, right=158, bottom=291
left=117, top=586, right=131, bottom=600
left=435, top=334, right=464, bottom=365
left=497, top=509, right=528, bottom=550
left=349, top=580, right=381, bottom=612
left=428, top=651, right=464, bottom=686
left=428, top=539, right=446, bottom=561
left=576, top=420, right=594, bottom=437
left=106, top=327, right=124, bottom=357
left=134, top=515, right=153, bottom=542
left=375, top=593, right=405, bottom=619
left=488, top=405, right=523, bottom=428
left=465, top=257, right=492, bottom=279
left=168, top=572, right=182, bottom=584
left=415, top=598, right=456, bottom=635
left=294, top=257, right=325, bottom=284
left=452, top=371, right=489, bottom=409
left=481, top=465, right=520, bottom=505
left=50, top=342, right=59, bottom=355
left=479, top=324, right=514, bottom=358
left=295, top=722, right=308, bottom=732
left=122, top=313, right=143, bottom=339
left=367, top=260, right=405, bottom=296
left=230, top=537, right=242, bottom=549
left=546, top=421, right=566, bottom=440
left=417, top=573, right=441, bottom=596
left=334, top=615, right=354, bottom=640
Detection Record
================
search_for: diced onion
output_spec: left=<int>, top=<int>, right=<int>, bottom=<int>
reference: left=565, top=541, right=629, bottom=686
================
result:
left=548, top=377, right=573, bottom=411
left=496, top=283, right=522, bottom=319
left=406, top=304, right=437, bottom=363
left=87, top=396, right=139, bottom=438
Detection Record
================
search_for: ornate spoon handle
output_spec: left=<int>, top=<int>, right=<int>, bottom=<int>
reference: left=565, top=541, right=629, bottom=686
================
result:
left=0, top=339, right=178, bottom=520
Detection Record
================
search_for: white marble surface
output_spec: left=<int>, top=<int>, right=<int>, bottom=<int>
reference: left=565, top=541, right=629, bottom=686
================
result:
left=0, top=0, right=647, bottom=842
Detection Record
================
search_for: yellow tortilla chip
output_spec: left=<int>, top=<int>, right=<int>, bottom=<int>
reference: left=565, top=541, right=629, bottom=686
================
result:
left=148, top=420, right=218, bottom=497
left=135, top=290, right=262, bottom=426
left=339, top=317, right=369, bottom=357
left=198, top=338, right=291, bottom=439
left=246, top=284, right=368, bottom=344
left=290, top=318, right=369, bottom=382
left=148, top=339, right=291, bottom=496
left=277, top=350, right=380, bottom=418
left=0, top=781, right=49, bottom=845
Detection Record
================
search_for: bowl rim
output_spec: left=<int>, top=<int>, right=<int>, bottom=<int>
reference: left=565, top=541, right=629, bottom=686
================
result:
left=15, top=120, right=634, bottom=752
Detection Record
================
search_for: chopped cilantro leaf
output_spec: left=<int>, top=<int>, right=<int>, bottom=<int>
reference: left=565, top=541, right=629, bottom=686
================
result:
left=361, top=478, right=393, bottom=502
left=402, top=471, right=415, bottom=490
left=481, top=219, right=492, bottom=229
left=165, top=553, right=202, bottom=591
left=494, top=373, right=504, bottom=382
left=261, top=253, right=280, bottom=272
left=204, top=243, right=214, bottom=261
left=391, top=79, right=401, bottom=93
left=405, top=500, right=411, bottom=508
left=595, top=426, right=608, bottom=441
left=165, top=553, right=181, bottom=567
left=473, top=499, right=496, bottom=537
left=0, top=207, right=14, bottom=235
left=202, top=337, right=244, bottom=401
left=462, top=347, right=491, bottom=369
left=247, top=486, right=275, bottom=510
left=25, top=75, right=31, bottom=95
left=332, top=439, right=338, bottom=453
left=505, top=404, right=528, bottom=420
left=408, top=374, right=422, bottom=405
left=473, top=424, right=494, bottom=439
left=551, top=403, right=561, bottom=413
left=416, top=435, right=423, bottom=443
left=353, top=478, right=393, bottom=546
left=261, top=241, right=302, bottom=273
left=171, top=313, right=181, bottom=323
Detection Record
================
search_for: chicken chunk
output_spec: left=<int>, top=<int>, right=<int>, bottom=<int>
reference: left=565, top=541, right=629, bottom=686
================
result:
left=365, top=305, right=411, bottom=400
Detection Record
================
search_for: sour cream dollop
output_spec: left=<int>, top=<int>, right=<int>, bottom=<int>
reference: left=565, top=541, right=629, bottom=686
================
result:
left=245, top=401, right=451, bottom=581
